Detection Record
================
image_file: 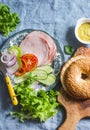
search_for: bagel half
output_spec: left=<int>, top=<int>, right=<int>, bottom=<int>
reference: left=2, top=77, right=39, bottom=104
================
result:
left=60, top=55, right=90, bottom=99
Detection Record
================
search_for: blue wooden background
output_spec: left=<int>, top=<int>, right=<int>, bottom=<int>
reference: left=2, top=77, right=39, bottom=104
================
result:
left=0, top=0, right=90, bottom=130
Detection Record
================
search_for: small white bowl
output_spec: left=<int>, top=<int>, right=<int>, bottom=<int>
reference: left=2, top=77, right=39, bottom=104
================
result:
left=75, top=17, right=90, bottom=44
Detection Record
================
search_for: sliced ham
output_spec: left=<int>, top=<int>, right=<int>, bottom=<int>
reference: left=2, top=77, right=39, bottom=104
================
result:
left=19, top=31, right=57, bottom=66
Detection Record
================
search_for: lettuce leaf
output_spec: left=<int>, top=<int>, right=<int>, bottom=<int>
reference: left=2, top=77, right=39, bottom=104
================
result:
left=10, top=81, right=59, bottom=122
left=0, top=3, right=20, bottom=36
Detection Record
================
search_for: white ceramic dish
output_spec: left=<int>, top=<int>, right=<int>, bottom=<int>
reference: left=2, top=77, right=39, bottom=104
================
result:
left=75, top=17, right=90, bottom=44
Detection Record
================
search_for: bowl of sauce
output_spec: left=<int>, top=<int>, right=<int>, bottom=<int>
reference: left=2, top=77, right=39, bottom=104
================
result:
left=75, top=18, right=90, bottom=44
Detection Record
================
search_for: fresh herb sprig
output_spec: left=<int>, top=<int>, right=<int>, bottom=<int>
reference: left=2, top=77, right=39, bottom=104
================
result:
left=64, top=45, right=74, bottom=55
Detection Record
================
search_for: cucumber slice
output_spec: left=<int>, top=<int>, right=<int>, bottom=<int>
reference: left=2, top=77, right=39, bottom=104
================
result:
left=14, top=72, right=30, bottom=83
left=31, top=70, right=47, bottom=80
left=36, top=65, right=53, bottom=74
left=14, top=72, right=31, bottom=84
left=14, top=67, right=55, bottom=85
left=14, top=75, right=26, bottom=83
left=14, top=70, right=48, bottom=84
left=37, top=74, right=56, bottom=86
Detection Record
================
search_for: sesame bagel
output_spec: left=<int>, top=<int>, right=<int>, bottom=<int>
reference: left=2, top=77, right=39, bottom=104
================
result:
left=60, top=55, right=90, bottom=99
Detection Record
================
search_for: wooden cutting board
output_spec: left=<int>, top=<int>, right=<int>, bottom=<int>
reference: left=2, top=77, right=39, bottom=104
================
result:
left=58, top=87, right=90, bottom=130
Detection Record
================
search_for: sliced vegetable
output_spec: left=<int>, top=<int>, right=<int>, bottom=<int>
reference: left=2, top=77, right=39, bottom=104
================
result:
left=14, top=72, right=56, bottom=86
left=1, top=51, right=15, bottom=64
left=14, top=54, right=38, bottom=76
left=31, top=70, right=47, bottom=80
left=37, top=74, right=56, bottom=86
left=36, top=65, right=53, bottom=74
left=9, top=45, right=22, bottom=57
left=16, top=57, right=22, bottom=67
left=14, top=58, right=27, bottom=76
left=14, top=65, right=56, bottom=86
left=14, top=67, right=26, bottom=76
left=14, top=72, right=29, bottom=83
left=6, top=61, right=19, bottom=74
left=8, top=45, right=22, bottom=69
left=21, top=54, right=38, bottom=72
left=1, top=51, right=19, bottom=74
left=14, top=70, right=48, bottom=84
left=6, top=56, right=17, bottom=67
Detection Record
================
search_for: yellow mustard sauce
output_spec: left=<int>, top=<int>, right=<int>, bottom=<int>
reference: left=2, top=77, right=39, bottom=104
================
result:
left=78, top=22, right=90, bottom=42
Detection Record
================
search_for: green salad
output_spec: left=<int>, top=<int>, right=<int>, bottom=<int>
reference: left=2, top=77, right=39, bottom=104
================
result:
left=11, top=79, right=59, bottom=122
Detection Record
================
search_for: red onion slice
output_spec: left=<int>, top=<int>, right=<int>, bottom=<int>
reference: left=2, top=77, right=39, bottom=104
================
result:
left=1, top=51, right=19, bottom=74
left=1, top=53, right=11, bottom=64
left=6, top=61, right=19, bottom=74
left=6, top=56, right=17, bottom=67
left=1, top=51, right=15, bottom=64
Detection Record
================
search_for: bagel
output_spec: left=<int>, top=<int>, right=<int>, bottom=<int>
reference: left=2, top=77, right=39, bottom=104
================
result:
left=60, top=55, right=90, bottom=99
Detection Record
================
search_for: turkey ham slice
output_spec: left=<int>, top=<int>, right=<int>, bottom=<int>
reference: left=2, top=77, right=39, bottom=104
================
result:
left=19, top=31, right=57, bottom=66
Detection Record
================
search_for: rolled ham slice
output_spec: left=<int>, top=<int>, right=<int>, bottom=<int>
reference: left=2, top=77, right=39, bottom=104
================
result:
left=19, top=31, right=57, bottom=66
